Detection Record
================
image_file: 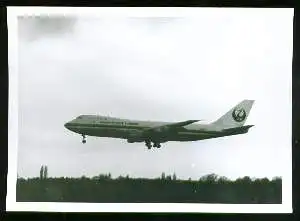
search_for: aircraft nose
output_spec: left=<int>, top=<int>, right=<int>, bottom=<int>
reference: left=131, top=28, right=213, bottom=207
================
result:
left=64, top=122, right=70, bottom=129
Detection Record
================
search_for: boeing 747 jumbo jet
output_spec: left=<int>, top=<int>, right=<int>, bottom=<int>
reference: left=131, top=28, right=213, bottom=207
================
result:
left=64, top=100, right=254, bottom=149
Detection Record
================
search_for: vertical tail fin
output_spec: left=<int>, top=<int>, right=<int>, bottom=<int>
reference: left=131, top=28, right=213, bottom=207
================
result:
left=211, top=100, right=254, bottom=129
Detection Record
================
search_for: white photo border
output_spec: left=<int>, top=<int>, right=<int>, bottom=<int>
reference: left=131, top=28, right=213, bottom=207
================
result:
left=6, top=6, right=294, bottom=213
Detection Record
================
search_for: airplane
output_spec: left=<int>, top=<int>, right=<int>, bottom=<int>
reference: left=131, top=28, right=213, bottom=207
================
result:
left=64, top=99, right=254, bottom=149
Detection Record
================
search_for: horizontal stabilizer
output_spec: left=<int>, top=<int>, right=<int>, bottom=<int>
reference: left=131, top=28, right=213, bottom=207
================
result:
left=221, top=125, right=254, bottom=133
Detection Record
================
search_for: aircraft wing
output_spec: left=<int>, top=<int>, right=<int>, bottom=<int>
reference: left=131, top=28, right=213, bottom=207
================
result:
left=144, top=120, right=200, bottom=133
left=127, top=120, right=200, bottom=143
left=161, top=120, right=200, bottom=128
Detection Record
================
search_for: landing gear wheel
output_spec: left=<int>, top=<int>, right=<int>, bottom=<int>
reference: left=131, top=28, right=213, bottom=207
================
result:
left=82, top=135, right=86, bottom=144
left=145, top=140, right=152, bottom=149
left=153, top=142, right=161, bottom=148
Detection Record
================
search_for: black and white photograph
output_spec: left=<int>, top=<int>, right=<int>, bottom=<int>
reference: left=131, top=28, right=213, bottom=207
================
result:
left=7, top=7, right=293, bottom=213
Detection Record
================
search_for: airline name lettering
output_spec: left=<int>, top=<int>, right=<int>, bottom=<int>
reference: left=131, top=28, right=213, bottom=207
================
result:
left=98, top=121, right=138, bottom=126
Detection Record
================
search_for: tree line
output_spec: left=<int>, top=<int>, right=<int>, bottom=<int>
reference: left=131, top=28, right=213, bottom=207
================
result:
left=16, top=166, right=282, bottom=203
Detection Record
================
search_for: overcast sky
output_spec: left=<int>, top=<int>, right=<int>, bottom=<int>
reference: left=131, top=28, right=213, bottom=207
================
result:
left=16, top=9, right=293, bottom=180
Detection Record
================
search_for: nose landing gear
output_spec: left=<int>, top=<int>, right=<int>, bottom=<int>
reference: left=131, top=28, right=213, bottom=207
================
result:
left=82, top=135, right=86, bottom=144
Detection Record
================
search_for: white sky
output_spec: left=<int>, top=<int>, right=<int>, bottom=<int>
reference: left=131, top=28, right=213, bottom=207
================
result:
left=16, top=9, right=293, bottom=180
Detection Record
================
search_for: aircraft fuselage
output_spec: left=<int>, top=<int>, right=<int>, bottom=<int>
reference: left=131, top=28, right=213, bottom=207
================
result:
left=64, top=115, right=253, bottom=143
left=64, top=100, right=254, bottom=149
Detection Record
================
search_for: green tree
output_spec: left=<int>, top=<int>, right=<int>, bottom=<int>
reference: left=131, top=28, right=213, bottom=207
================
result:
left=166, top=175, right=172, bottom=181
left=40, top=166, right=44, bottom=180
left=44, top=166, right=48, bottom=179
left=200, top=173, right=218, bottom=183
left=16, top=173, right=282, bottom=203
left=218, top=176, right=230, bottom=184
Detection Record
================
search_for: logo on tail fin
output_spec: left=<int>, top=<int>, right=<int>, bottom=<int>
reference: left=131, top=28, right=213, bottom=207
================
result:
left=232, top=108, right=246, bottom=122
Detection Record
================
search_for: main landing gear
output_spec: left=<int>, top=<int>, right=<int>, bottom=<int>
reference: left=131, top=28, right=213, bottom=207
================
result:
left=153, top=142, right=161, bottom=148
left=145, top=140, right=151, bottom=149
left=145, top=140, right=161, bottom=149
left=82, top=135, right=86, bottom=144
